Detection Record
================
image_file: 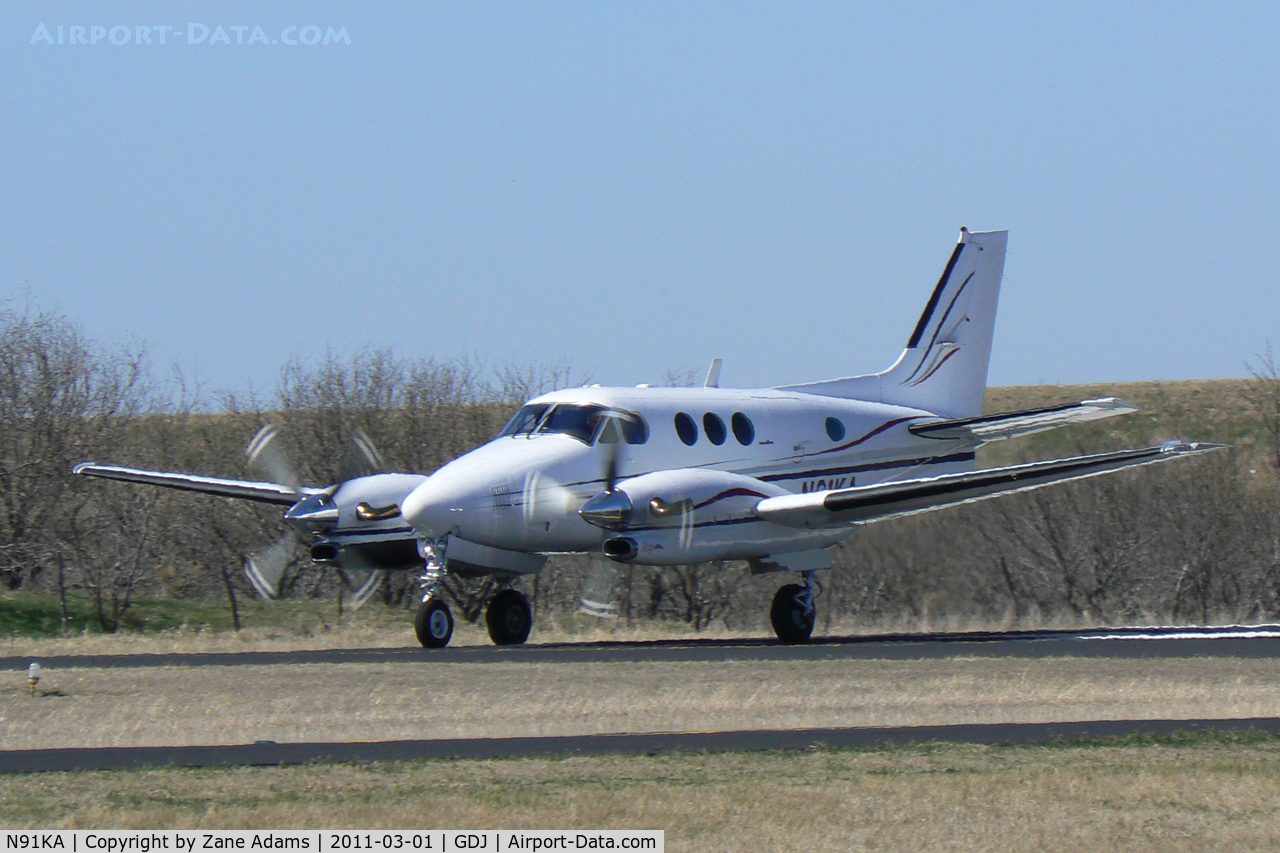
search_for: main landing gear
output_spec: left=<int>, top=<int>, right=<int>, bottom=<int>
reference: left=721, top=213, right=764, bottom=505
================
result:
left=414, top=588, right=533, bottom=649
left=485, top=589, right=532, bottom=645
left=770, top=570, right=818, bottom=643
left=413, top=535, right=533, bottom=649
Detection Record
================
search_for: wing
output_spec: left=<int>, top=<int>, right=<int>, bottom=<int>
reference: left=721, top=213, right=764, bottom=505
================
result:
left=756, top=441, right=1225, bottom=529
left=72, top=463, right=326, bottom=505
left=908, top=397, right=1137, bottom=443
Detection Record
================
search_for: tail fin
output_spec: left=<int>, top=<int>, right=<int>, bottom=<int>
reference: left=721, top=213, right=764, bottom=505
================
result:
left=780, top=228, right=1007, bottom=418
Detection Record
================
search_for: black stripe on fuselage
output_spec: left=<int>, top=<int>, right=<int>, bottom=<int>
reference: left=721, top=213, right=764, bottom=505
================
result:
left=622, top=516, right=765, bottom=534
left=759, top=452, right=976, bottom=484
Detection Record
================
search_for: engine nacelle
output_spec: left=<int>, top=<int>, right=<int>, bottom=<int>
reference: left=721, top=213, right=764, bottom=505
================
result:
left=283, top=472, right=429, bottom=572
left=588, top=468, right=838, bottom=565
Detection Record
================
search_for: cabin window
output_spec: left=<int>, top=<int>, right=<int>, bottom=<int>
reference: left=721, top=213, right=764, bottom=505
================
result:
left=825, top=417, right=846, bottom=442
left=731, top=412, right=755, bottom=445
left=703, top=413, right=727, bottom=446
left=596, top=410, right=650, bottom=446
left=674, top=412, right=698, bottom=446
left=499, top=404, right=551, bottom=437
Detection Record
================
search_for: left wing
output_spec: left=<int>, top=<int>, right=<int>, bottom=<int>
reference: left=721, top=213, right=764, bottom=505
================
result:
left=73, top=463, right=325, bottom=505
left=908, top=397, right=1137, bottom=443
left=756, top=441, right=1224, bottom=529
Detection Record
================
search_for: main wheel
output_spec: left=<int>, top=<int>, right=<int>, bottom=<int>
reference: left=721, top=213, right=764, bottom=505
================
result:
left=415, top=598, right=454, bottom=648
left=485, top=589, right=532, bottom=645
left=770, top=583, right=815, bottom=643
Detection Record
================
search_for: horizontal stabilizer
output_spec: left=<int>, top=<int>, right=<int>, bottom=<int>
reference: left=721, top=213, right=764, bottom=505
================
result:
left=909, top=397, right=1138, bottom=443
left=73, top=463, right=324, bottom=505
left=756, top=441, right=1225, bottom=529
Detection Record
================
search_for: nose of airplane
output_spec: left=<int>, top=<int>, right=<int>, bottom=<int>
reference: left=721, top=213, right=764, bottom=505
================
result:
left=400, top=477, right=460, bottom=539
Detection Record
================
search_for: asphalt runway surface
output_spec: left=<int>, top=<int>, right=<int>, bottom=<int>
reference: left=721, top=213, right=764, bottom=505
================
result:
left=2, top=717, right=1278, bottom=773
left=3, top=624, right=1280, bottom=670
left=5, top=627, right=1280, bottom=773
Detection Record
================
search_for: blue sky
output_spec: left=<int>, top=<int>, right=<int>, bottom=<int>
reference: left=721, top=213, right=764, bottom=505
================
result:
left=3, top=2, right=1278, bottom=394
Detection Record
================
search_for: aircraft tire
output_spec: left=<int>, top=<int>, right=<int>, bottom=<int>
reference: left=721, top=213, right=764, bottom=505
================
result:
left=486, top=589, right=533, bottom=645
left=770, top=583, right=815, bottom=644
left=415, top=599, right=454, bottom=648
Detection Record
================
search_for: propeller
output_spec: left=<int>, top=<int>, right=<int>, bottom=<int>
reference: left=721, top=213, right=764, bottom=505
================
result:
left=244, top=529, right=298, bottom=600
left=577, top=413, right=632, bottom=618
left=243, top=424, right=301, bottom=598
left=331, top=543, right=386, bottom=609
left=241, top=423, right=388, bottom=608
left=246, top=424, right=300, bottom=492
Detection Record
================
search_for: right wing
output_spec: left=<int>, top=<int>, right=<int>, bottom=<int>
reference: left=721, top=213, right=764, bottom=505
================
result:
left=756, top=441, right=1224, bottom=529
left=73, top=463, right=325, bottom=505
left=908, top=397, right=1138, bottom=443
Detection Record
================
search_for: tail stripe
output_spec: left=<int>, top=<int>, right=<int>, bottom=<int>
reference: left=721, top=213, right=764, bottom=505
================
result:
left=906, top=240, right=965, bottom=348
left=902, top=270, right=976, bottom=384
left=909, top=347, right=961, bottom=386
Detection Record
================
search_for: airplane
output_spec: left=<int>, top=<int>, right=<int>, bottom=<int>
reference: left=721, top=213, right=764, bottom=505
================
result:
left=75, top=228, right=1221, bottom=648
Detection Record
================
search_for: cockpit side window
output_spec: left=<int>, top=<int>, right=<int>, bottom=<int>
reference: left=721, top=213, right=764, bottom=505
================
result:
left=621, top=413, right=649, bottom=445
left=597, top=410, right=650, bottom=445
left=499, top=404, right=550, bottom=437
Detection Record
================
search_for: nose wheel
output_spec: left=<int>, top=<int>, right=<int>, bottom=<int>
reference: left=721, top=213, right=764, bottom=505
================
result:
left=486, top=589, right=532, bottom=645
left=415, top=598, right=454, bottom=648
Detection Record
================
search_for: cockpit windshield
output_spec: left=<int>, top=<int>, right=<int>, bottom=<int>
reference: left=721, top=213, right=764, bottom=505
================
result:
left=498, top=403, right=649, bottom=445
left=498, top=404, right=551, bottom=437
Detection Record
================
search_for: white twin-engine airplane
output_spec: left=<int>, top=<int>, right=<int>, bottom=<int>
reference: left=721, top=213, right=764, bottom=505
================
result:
left=76, top=229, right=1219, bottom=647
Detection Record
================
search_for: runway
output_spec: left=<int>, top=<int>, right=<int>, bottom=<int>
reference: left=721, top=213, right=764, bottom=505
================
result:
left=1, top=717, right=1277, bottom=773
left=3, top=624, right=1280, bottom=670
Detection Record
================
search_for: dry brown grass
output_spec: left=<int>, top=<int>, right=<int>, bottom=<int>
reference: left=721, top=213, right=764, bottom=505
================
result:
left=0, top=617, right=782, bottom=658
left=4, top=656, right=1279, bottom=749
left=2, top=737, right=1280, bottom=851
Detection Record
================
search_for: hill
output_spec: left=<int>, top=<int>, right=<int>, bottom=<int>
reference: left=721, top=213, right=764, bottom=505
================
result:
left=981, top=379, right=1271, bottom=473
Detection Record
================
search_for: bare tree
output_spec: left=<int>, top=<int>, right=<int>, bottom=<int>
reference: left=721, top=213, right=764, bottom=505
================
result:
left=1246, top=342, right=1280, bottom=477
left=0, top=307, right=147, bottom=592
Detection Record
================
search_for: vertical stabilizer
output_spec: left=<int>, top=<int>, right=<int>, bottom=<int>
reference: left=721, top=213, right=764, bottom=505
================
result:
left=779, top=228, right=1007, bottom=418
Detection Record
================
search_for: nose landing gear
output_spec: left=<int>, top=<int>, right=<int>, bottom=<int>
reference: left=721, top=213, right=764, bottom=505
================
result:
left=415, top=598, right=454, bottom=648
left=414, top=536, right=535, bottom=648
left=415, top=535, right=454, bottom=649
left=770, top=570, right=818, bottom=643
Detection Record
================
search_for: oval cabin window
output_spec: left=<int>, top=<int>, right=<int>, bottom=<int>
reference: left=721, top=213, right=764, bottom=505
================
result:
left=731, top=412, right=755, bottom=446
left=703, top=413, right=727, bottom=446
left=825, top=417, right=846, bottom=442
left=674, top=412, right=698, bottom=446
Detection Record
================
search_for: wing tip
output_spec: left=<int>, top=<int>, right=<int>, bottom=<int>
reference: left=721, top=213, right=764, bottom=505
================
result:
left=1161, top=440, right=1230, bottom=454
left=1081, top=396, right=1140, bottom=413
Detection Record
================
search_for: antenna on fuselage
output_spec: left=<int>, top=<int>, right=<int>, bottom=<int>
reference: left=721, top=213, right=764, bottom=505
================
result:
left=704, top=358, right=723, bottom=388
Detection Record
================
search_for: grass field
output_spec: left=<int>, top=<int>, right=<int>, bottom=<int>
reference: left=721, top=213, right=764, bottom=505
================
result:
left=4, top=656, right=1279, bottom=749
left=0, top=734, right=1278, bottom=851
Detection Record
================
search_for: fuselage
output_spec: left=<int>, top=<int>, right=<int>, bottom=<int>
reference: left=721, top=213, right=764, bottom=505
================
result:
left=399, top=384, right=976, bottom=557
